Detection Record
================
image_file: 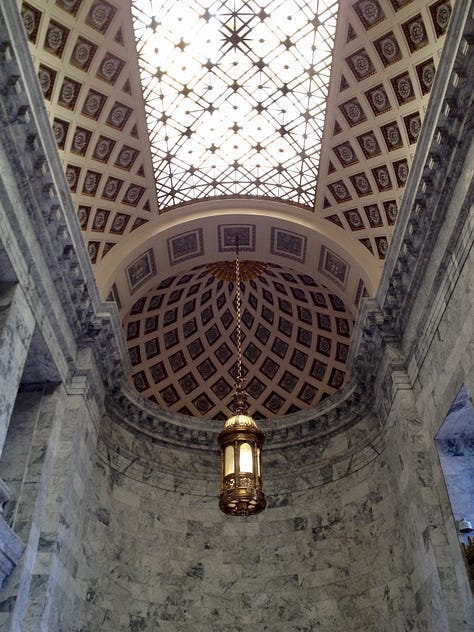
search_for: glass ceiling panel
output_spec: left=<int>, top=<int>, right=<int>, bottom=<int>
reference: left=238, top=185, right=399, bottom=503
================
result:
left=131, top=0, right=339, bottom=210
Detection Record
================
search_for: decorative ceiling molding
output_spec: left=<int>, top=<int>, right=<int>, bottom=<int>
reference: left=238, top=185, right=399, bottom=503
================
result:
left=16, top=0, right=452, bottom=419
left=100, top=206, right=376, bottom=321
left=316, top=0, right=451, bottom=262
left=123, top=263, right=354, bottom=419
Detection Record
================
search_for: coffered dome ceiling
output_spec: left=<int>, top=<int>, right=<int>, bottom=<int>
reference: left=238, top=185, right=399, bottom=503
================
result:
left=18, top=0, right=452, bottom=418
left=124, top=263, right=354, bottom=419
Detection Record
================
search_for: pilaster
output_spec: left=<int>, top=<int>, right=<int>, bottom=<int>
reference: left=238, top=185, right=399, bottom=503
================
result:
left=0, top=283, right=35, bottom=458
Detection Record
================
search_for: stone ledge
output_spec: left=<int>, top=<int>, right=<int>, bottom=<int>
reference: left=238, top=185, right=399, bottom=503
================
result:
left=106, top=378, right=373, bottom=450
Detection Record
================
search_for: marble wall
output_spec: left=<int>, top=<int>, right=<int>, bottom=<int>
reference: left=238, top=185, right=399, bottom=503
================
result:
left=0, top=284, right=35, bottom=456
left=0, top=376, right=102, bottom=632
left=0, top=386, right=62, bottom=630
left=75, top=418, right=410, bottom=632
left=71, top=354, right=472, bottom=632
left=0, top=0, right=472, bottom=630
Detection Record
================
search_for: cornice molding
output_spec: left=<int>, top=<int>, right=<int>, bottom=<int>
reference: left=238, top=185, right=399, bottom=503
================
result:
left=0, top=0, right=130, bottom=390
left=375, top=2, right=474, bottom=343
left=351, top=1, right=474, bottom=388
left=106, top=377, right=373, bottom=452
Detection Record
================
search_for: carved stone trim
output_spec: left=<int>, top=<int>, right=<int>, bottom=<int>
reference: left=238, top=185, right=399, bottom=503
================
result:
left=106, top=377, right=374, bottom=452
left=375, top=3, right=474, bottom=339
left=0, top=2, right=129, bottom=393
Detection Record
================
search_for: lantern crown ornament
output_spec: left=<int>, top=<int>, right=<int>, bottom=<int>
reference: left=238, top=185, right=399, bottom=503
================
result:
left=217, top=239, right=266, bottom=516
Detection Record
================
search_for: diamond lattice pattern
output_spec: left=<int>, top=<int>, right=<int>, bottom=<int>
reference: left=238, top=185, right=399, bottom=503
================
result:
left=131, top=0, right=338, bottom=209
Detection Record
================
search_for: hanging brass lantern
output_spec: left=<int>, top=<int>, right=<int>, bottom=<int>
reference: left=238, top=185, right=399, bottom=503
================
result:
left=217, top=240, right=266, bottom=516
left=218, top=386, right=266, bottom=516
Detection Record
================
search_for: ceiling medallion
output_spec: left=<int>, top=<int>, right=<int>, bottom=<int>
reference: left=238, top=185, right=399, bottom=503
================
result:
left=206, top=259, right=266, bottom=282
left=217, top=241, right=266, bottom=516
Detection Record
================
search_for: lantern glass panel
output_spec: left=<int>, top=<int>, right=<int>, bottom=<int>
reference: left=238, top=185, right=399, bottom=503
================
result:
left=240, top=442, right=253, bottom=473
left=224, top=445, right=234, bottom=476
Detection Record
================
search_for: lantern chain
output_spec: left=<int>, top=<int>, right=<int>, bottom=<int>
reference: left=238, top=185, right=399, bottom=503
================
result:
left=235, top=237, right=243, bottom=391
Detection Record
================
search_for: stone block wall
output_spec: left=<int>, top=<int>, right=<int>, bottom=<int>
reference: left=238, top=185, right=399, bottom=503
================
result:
left=0, top=0, right=471, bottom=630
left=73, top=417, right=416, bottom=632
left=0, top=372, right=103, bottom=632
left=0, top=385, right=62, bottom=630
left=0, top=284, right=35, bottom=456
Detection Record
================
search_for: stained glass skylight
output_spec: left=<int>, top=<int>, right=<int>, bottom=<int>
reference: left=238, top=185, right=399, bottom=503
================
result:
left=131, top=0, right=339, bottom=210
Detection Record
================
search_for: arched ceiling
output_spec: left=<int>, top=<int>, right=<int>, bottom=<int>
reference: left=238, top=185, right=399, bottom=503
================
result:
left=17, top=0, right=452, bottom=418
left=124, top=263, right=354, bottom=419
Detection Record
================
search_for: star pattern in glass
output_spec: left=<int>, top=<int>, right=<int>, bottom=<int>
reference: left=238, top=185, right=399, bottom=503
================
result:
left=131, top=0, right=339, bottom=209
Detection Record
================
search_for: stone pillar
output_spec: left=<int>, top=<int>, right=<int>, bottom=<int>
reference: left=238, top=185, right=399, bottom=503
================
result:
left=383, top=384, right=448, bottom=631
left=383, top=371, right=473, bottom=632
left=0, top=351, right=104, bottom=632
left=0, top=385, right=62, bottom=631
left=0, top=283, right=35, bottom=459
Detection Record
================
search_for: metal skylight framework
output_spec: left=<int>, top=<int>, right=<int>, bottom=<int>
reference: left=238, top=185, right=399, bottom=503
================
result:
left=131, top=0, right=339, bottom=210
